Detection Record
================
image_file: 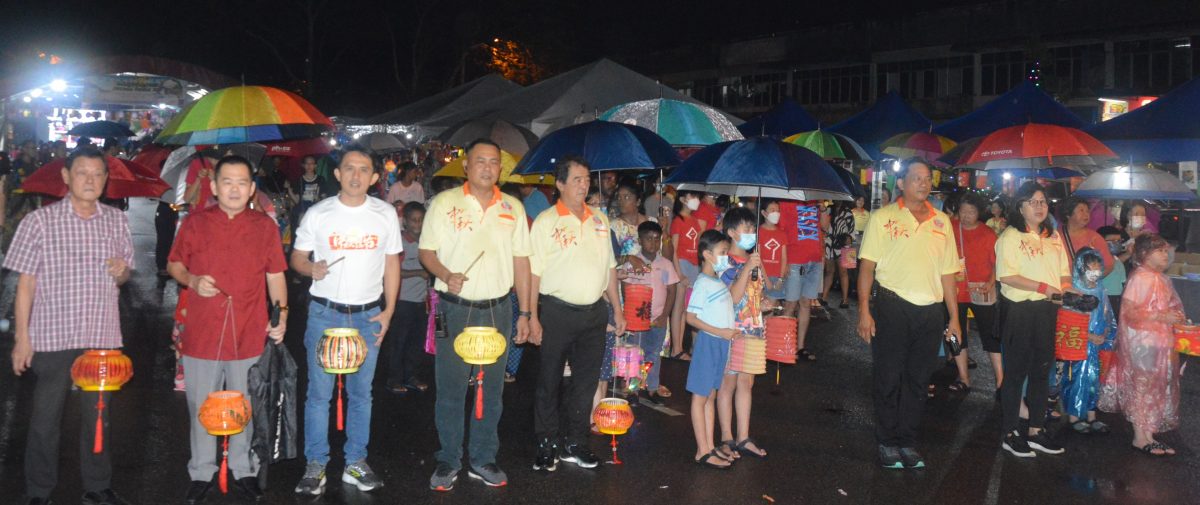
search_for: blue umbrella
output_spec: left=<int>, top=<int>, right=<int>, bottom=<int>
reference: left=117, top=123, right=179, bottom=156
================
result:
left=665, top=137, right=853, bottom=201
left=514, top=120, right=680, bottom=174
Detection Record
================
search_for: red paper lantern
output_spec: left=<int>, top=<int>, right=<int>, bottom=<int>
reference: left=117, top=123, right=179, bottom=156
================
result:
left=593, top=398, right=635, bottom=464
left=1054, top=309, right=1089, bottom=361
left=198, top=390, right=251, bottom=494
left=622, top=284, right=653, bottom=332
left=765, top=317, right=797, bottom=364
left=70, top=350, right=133, bottom=454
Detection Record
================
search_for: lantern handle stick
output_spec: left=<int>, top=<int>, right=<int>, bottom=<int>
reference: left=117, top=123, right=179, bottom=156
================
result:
left=326, top=256, right=346, bottom=269
left=463, top=251, right=485, bottom=276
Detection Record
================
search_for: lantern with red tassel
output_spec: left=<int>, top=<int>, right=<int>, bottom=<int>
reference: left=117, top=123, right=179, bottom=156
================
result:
left=317, top=328, right=368, bottom=431
left=593, top=398, right=635, bottom=464
left=453, top=326, right=506, bottom=420
left=198, top=390, right=251, bottom=494
left=70, top=350, right=133, bottom=454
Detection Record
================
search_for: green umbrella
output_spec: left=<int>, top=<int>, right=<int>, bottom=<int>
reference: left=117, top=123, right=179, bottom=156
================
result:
left=783, top=130, right=873, bottom=161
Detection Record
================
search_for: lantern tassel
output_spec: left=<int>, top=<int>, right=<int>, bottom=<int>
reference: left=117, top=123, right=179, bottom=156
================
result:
left=610, top=434, right=622, bottom=465
left=337, top=375, right=345, bottom=431
left=93, top=393, right=104, bottom=454
left=474, top=368, right=485, bottom=420
left=219, top=436, right=229, bottom=494
left=775, top=362, right=780, bottom=386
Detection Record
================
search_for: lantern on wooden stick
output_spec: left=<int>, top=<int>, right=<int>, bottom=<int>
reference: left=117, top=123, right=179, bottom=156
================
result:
left=453, top=326, right=506, bottom=419
left=198, top=390, right=251, bottom=493
left=70, top=350, right=133, bottom=454
left=593, top=398, right=635, bottom=464
left=622, top=284, right=653, bottom=332
left=317, top=328, right=368, bottom=430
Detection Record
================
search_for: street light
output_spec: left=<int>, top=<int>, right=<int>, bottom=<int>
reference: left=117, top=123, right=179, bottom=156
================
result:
left=30, top=88, right=43, bottom=98
left=49, top=79, right=68, bottom=92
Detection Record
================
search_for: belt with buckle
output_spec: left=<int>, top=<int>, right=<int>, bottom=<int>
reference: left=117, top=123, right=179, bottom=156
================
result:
left=541, top=295, right=604, bottom=311
left=438, top=291, right=508, bottom=309
left=311, top=296, right=382, bottom=314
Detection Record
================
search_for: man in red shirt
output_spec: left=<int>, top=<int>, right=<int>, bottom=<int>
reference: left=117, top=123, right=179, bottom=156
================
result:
left=779, top=200, right=824, bottom=361
left=168, top=155, right=288, bottom=504
left=693, top=193, right=721, bottom=231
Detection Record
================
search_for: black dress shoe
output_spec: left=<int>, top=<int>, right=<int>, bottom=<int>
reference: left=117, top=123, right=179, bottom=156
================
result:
left=234, top=477, right=264, bottom=503
left=82, top=489, right=130, bottom=505
left=185, top=480, right=212, bottom=505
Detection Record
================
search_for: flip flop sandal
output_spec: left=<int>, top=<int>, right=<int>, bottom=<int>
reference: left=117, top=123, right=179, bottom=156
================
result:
left=405, top=380, right=430, bottom=392
left=927, top=384, right=937, bottom=398
left=1135, top=441, right=1172, bottom=456
left=798, top=349, right=817, bottom=361
left=947, top=380, right=970, bottom=393
left=387, top=383, right=410, bottom=395
left=657, top=385, right=673, bottom=398
left=735, top=438, right=768, bottom=459
left=1089, top=420, right=1110, bottom=434
left=670, top=351, right=692, bottom=361
left=1071, top=421, right=1092, bottom=434
left=695, top=450, right=731, bottom=470
left=718, top=440, right=740, bottom=460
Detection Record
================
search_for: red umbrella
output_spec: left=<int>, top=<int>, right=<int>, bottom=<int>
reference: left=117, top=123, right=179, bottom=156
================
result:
left=264, top=137, right=332, bottom=179
left=131, top=144, right=174, bottom=173
left=959, top=123, right=1116, bottom=171
left=21, top=156, right=170, bottom=199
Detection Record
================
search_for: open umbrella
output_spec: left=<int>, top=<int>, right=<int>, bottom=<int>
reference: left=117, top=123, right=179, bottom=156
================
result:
left=68, top=120, right=135, bottom=138
left=355, top=133, right=409, bottom=154
left=438, top=119, right=539, bottom=156
left=155, top=85, right=333, bottom=146
left=1072, top=164, right=1197, bottom=201
left=21, top=156, right=170, bottom=199
left=600, top=98, right=743, bottom=147
left=664, top=137, right=854, bottom=201
left=879, top=132, right=957, bottom=161
left=782, top=130, right=873, bottom=162
left=514, top=120, right=680, bottom=175
left=958, top=124, right=1116, bottom=171
left=434, top=150, right=554, bottom=185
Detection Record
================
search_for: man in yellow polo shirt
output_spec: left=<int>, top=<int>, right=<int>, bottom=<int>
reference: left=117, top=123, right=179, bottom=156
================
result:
left=419, top=139, right=532, bottom=491
left=528, top=156, right=625, bottom=472
left=856, top=158, right=961, bottom=470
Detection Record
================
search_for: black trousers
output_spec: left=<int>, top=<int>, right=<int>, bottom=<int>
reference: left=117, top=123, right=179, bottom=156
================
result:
left=154, top=201, right=179, bottom=272
left=385, top=300, right=428, bottom=386
left=534, top=297, right=607, bottom=446
left=871, top=290, right=945, bottom=447
left=998, top=297, right=1058, bottom=433
left=26, top=349, right=112, bottom=498
left=957, top=302, right=1000, bottom=353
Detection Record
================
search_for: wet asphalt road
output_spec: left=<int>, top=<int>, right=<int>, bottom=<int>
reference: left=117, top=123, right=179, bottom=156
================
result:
left=1, top=198, right=1198, bottom=505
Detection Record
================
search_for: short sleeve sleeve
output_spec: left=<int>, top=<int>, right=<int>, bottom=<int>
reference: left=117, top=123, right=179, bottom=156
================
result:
left=1057, top=236, right=1072, bottom=279
left=995, top=231, right=1021, bottom=279
left=857, top=211, right=884, bottom=262
left=263, top=221, right=288, bottom=274
left=511, top=199, right=532, bottom=257
left=384, top=210, right=404, bottom=255
left=293, top=207, right=317, bottom=252
left=665, top=259, right=680, bottom=285
left=116, top=213, right=135, bottom=268
left=529, top=215, right=550, bottom=277
left=418, top=195, right=445, bottom=251
left=686, top=279, right=710, bottom=316
left=3, top=210, right=44, bottom=274
left=942, top=220, right=961, bottom=275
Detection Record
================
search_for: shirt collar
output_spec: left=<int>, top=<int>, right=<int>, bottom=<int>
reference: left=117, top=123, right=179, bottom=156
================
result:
left=896, top=198, right=936, bottom=220
left=60, top=198, right=106, bottom=221
left=555, top=200, right=594, bottom=220
left=461, top=183, right=501, bottom=210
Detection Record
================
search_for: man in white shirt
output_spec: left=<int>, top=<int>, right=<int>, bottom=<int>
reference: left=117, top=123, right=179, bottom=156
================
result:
left=290, top=147, right=402, bottom=496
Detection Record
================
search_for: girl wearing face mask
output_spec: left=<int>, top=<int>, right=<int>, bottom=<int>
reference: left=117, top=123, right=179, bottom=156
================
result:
left=670, top=191, right=709, bottom=360
left=1055, top=248, right=1116, bottom=435
left=1099, top=234, right=1184, bottom=456
left=1123, top=202, right=1159, bottom=239
left=758, top=200, right=789, bottom=301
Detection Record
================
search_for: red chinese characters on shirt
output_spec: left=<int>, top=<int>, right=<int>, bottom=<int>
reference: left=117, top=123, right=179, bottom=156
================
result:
left=447, top=207, right=473, bottom=232
left=1019, top=237, right=1045, bottom=259
left=883, top=219, right=910, bottom=240
left=552, top=225, right=578, bottom=249
left=329, top=231, right=381, bottom=250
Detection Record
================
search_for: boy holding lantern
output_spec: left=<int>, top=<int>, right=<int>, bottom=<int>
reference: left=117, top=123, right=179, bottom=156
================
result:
left=622, top=221, right=679, bottom=404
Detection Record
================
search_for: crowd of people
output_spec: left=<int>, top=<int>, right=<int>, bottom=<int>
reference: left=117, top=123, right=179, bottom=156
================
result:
left=4, top=139, right=1192, bottom=505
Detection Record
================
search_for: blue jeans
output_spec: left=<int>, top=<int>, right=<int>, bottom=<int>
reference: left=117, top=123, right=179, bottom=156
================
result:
left=303, top=301, right=383, bottom=465
left=637, top=327, right=668, bottom=390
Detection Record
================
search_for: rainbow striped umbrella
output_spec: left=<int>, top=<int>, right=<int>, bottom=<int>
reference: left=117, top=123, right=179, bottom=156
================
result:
left=782, top=130, right=873, bottom=161
left=155, top=86, right=333, bottom=146
left=880, top=132, right=957, bottom=161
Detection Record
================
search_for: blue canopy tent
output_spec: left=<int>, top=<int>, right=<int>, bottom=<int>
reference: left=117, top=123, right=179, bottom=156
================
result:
left=737, top=98, right=819, bottom=138
left=933, top=81, right=1085, bottom=142
left=1086, top=78, right=1200, bottom=162
left=828, top=90, right=932, bottom=158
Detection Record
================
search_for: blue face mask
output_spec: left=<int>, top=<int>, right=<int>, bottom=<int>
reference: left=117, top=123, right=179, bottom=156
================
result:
left=714, top=254, right=731, bottom=273
left=737, top=232, right=757, bottom=251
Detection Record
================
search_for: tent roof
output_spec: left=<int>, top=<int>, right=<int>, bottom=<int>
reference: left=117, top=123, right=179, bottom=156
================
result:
left=736, top=98, right=818, bottom=138
left=933, top=81, right=1084, bottom=141
left=1085, top=77, right=1200, bottom=161
left=367, top=74, right=520, bottom=125
left=828, top=90, right=932, bottom=154
left=0, top=55, right=237, bottom=99
left=418, top=58, right=740, bottom=137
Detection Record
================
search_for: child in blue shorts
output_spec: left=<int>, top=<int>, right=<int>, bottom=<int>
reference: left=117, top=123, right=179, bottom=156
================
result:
left=686, top=230, right=739, bottom=469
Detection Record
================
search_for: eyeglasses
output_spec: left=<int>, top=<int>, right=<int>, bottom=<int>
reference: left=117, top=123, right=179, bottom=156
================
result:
left=1024, top=199, right=1048, bottom=208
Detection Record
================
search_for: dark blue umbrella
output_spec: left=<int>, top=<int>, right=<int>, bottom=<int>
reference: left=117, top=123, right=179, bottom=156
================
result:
left=665, top=137, right=853, bottom=201
left=67, top=120, right=135, bottom=138
left=513, top=120, right=680, bottom=174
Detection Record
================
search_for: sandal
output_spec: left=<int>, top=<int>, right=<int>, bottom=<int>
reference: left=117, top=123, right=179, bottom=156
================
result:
left=695, top=450, right=731, bottom=469
left=927, top=384, right=936, bottom=398
left=405, top=380, right=429, bottom=392
left=735, top=438, right=767, bottom=459
left=947, top=380, right=970, bottom=393
left=718, top=440, right=740, bottom=460
left=656, top=385, right=672, bottom=398
left=1071, top=421, right=1091, bottom=434
left=387, top=383, right=410, bottom=395
left=670, top=351, right=692, bottom=361
left=1089, top=420, right=1110, bottom=434
left=798, top=348, right=817, bottom=361
left=1135, top=441, right=1174, bottom=456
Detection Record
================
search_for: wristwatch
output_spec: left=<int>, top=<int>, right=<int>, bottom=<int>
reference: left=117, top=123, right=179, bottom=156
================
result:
left=518, top=311, right=532, bottom=318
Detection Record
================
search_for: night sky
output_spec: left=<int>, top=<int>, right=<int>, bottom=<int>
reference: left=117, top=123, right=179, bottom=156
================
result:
left=0, top=0, right=961, bottom=116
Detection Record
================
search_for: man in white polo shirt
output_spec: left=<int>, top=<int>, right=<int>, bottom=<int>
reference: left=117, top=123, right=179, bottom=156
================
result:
left=291, top=146, right=403, bottom=496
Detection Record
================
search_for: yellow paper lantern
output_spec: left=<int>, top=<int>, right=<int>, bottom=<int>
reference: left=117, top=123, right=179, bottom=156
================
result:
left=454, top=326, right=507, bottom=365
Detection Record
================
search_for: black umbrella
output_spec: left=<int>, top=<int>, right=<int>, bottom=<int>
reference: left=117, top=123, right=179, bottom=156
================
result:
left=67, top=120, right=135, bottom=138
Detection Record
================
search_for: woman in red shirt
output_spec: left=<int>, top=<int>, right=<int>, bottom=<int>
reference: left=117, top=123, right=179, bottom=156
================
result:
left=669, top=191, right=708, bottom=359
left=758, top=200, right=789, bottom=300
left=951, top=193, right=999, bottom=392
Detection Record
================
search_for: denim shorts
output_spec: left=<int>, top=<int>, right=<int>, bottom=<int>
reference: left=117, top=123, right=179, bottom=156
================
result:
left=783, top=262, right=822, bottom=301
